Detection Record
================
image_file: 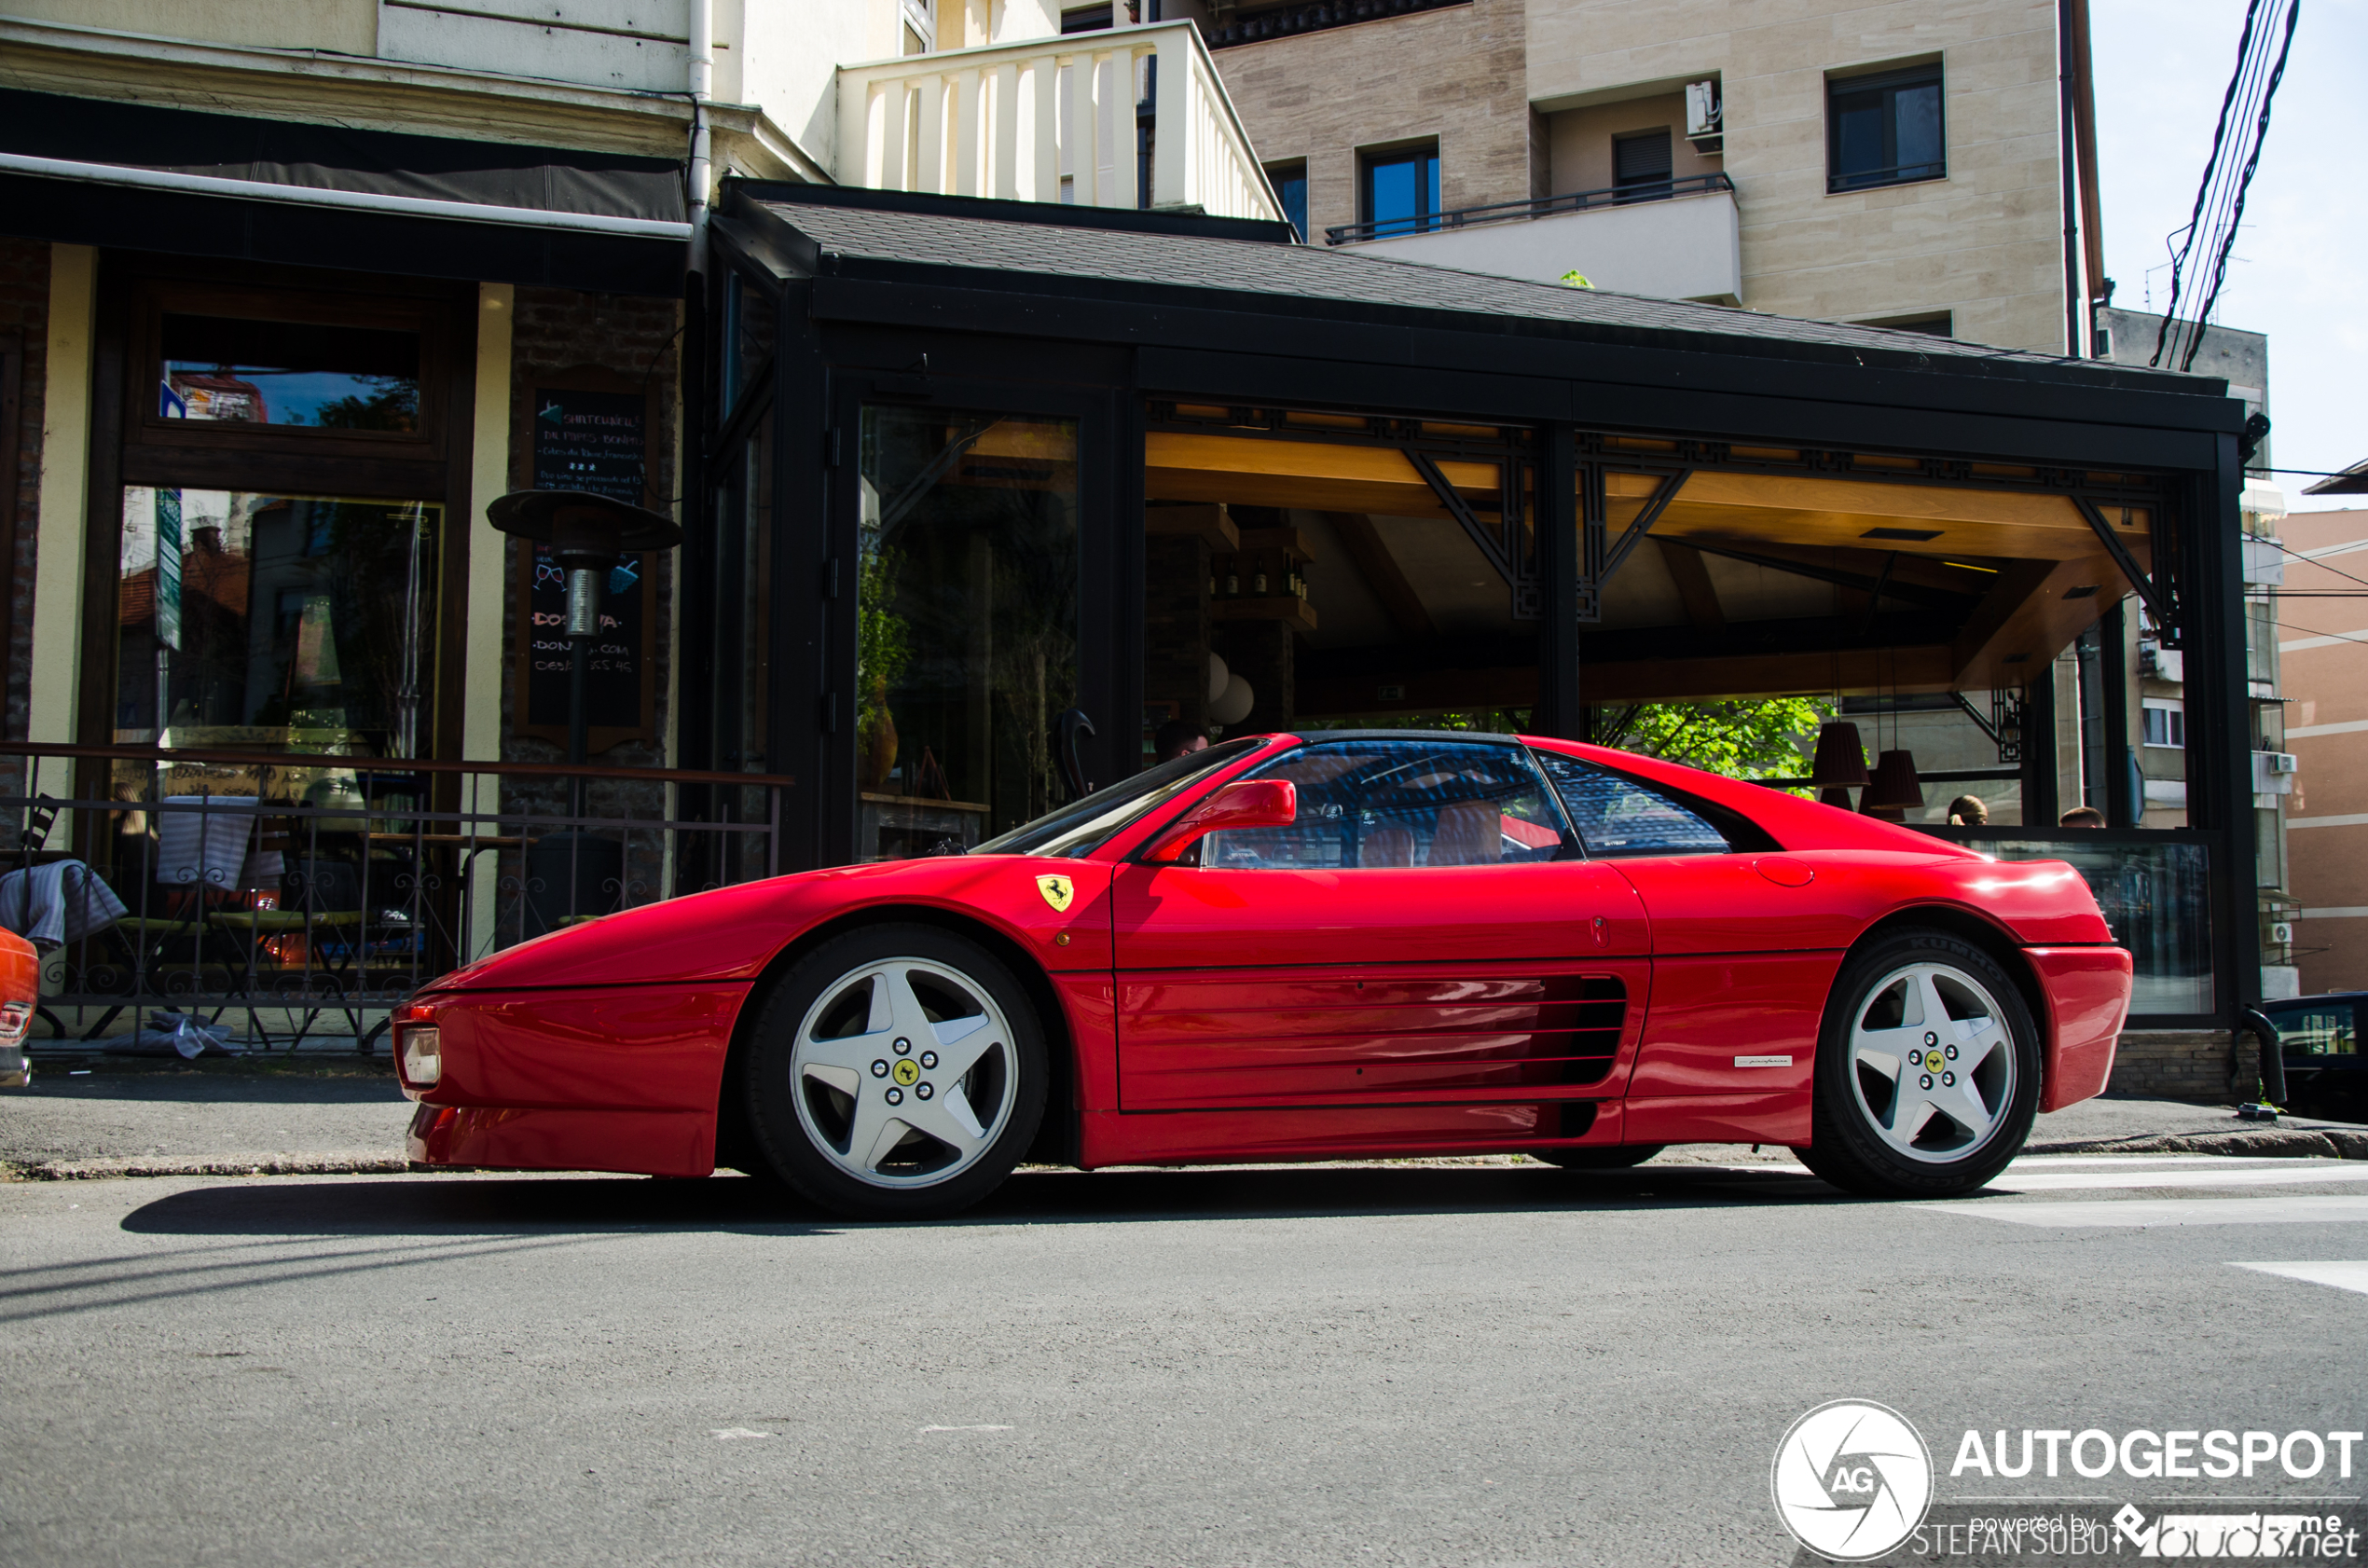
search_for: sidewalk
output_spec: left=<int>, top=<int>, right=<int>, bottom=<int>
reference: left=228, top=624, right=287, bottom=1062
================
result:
left=6, top=1054, right=2362, bottom=1180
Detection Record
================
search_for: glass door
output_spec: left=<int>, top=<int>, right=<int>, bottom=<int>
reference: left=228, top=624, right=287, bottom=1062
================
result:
left=854, top=406, right=1081, bottom=860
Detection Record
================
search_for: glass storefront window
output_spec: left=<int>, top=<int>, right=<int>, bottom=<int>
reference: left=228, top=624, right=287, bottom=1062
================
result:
left=158, top=314, right=420, bottom=433
left=1986, top=836, right=2214, bottom=1016
left=858, top=407, right=1079, bottom=859
left=116, top=488, right=441, bottom=759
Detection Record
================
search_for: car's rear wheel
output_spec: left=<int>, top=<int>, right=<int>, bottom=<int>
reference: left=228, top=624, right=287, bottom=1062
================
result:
left=1800, top=928, right=2040, bottom=1199
left=743, top=924, right=1047, bottom=1220
left=1533, top=1144, right=1665, bottom=1170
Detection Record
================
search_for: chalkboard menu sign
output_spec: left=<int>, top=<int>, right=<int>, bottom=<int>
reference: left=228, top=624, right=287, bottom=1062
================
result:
left=516, top=384, right=658, bottom=750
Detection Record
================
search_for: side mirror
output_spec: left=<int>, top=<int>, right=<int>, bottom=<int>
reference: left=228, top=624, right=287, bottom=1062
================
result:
left=1140, top=779, right=1298, bottom=863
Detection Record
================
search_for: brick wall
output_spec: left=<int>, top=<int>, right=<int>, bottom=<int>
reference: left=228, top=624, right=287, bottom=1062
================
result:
left=2108, top=1029, right=2242, bottom=1104
left=497, top=286, right=682, bottom=914
left=0, top=238, right=50, bottom=743
left=500, top=284, right=681, bottom=779
left=1211, top=0, right=1532, bottom=241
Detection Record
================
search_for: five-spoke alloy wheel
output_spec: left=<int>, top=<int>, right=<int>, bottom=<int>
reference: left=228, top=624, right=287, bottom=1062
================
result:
left=744, top=925, right=1047, bottom=1219
left=1802, top=928, right=2041, bottom=1199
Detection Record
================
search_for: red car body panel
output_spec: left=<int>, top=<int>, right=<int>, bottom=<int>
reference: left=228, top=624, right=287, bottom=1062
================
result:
left=2028, top=945, right=2135, bottom=1110
left=401, top=732, right=2134, bottom=1179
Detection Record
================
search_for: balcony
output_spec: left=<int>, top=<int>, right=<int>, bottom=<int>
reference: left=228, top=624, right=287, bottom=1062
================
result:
left=1329, top=173, right=1742, bottom=305
left=835, top=21, right=1284, bottom=223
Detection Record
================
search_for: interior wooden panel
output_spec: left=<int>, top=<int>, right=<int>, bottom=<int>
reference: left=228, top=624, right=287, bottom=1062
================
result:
left=1603, top=470, right=2148, bottom=564
left=1147, top=432, right=1495, bottom=516
left=1951, top=552, right=2130, bottom=692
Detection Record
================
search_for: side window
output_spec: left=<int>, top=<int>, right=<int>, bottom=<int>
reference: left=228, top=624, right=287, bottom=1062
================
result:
left=2273, top=1004, right=2355, bottom=1057
left=1205, top=739, right=1569, bottom=870
left=1532, top=750, right=1742, bottom=858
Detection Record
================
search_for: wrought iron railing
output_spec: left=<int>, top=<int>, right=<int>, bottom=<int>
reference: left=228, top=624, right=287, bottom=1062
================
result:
left=1326, top=171, right=1735, bottom=247
left=1, top=742, right=792, bottom=1053
left=1206, top=0, right=1471, bottom=50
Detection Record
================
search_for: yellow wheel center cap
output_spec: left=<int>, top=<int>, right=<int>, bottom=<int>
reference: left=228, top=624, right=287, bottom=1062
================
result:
left=892, top=1058, right=921, bottom=1086
left=1924, top=1050, right=1946, bottom=1073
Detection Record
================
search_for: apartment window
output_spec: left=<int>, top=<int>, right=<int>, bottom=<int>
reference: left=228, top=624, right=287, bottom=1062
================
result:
left=1361, top=144, right=1439, bottom=238
left=1268, top=162, right=1308, bottom=241
left=2143, top=700, right=2186, bottom=749
left=1062, top=4, right=1115, bottom=33
left=1827, top=64, right=1945, bottom=192
left=1612, top=129, right=1673, bottom=203
left=902, top=0, right=932, bottom=53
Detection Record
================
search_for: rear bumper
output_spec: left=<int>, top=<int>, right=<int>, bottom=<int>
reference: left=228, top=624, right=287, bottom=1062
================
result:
left=2025, top=945, right=2134, bottom=1111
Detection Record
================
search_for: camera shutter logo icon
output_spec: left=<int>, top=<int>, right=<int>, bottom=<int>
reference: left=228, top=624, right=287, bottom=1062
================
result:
left=1770, top=1399, right=1933, bottom=1561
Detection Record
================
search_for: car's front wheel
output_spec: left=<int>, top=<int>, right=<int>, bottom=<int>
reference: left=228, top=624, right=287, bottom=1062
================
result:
left=1800, top=928, right=2041, bottom=1199
left=743, top=924, right=1048, bottom=1220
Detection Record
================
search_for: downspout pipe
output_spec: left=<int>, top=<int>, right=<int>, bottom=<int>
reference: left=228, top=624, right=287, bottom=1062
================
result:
left=2056, top=0, right=2083, bottom=357
left=687, top=0, right=714, bottom=279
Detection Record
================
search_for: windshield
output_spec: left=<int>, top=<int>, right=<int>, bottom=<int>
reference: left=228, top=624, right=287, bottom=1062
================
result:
left=971, top=738, right=1266, bottom=859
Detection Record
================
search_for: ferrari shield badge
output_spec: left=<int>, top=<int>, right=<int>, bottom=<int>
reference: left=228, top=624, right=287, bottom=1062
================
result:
left=1036, top=873, right=1075, bottom=913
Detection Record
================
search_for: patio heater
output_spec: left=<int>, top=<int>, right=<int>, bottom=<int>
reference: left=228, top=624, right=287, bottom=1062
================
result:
left=489, top=490, right=682, bottom=933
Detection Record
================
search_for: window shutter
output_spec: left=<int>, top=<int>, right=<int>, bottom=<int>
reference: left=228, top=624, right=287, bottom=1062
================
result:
left=1614, top=130, right=1673, bottom=184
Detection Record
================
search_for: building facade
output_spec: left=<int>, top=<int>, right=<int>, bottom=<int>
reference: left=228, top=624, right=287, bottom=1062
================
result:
left=1195, top=0, right=2101, bottom=357
left=0, top=0, right=2274, bottom=1088
left=2278, top=506, right=2368, bottom=997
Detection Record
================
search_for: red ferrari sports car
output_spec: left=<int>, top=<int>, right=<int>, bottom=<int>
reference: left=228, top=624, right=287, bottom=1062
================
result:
left=397, top=732, right=2131, bottom=1217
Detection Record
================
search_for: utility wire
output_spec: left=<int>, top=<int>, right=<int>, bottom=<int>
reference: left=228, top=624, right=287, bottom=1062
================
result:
left=2178, top=0, right=2301, bottom=370
left=2150, top=0, right=2302, bottom=371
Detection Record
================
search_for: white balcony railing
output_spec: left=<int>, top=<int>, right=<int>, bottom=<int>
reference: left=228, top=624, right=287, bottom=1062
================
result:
left=835, top=21, right=1284, bottom=224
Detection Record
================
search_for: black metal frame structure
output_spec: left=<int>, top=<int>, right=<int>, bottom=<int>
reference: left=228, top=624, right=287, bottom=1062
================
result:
left=694, top=181, right=2254, bottom=1029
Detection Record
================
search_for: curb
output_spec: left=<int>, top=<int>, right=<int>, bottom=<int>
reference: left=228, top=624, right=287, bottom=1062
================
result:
left=2028, top=1127, right=2368, bottom=1160
left=11, top=1151, right=410, bottom=1181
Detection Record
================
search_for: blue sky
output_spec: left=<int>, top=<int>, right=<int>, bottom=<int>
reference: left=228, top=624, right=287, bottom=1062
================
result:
left=2091, top=0, right=2366, bottom=511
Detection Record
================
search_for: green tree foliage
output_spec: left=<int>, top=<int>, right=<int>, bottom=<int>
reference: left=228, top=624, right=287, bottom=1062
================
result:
left=1596, top=697, right=1830, bottom=780
left=310, top=376, right=420, bottom=433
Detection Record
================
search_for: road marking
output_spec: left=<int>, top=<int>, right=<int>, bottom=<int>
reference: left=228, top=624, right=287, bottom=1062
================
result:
left=2010, top=1154, right=2320, bottom=1167
left=919, top=1424, right=1013, bottom=1433
left=710, top=1428, right=776, bottom=1440
left=1912, top=1196, right=2368, bottom=1228
left=1985, top=1164, right=2368, bottom=1193
left=2230, top=1260, right=2368, bottom=1296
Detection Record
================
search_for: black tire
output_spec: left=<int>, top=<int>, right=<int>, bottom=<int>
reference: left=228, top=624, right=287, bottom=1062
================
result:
left=741, top=923, right=1048, bottom=1221
left=1533, top=1144, right=1666, bottom=1170
left=1800, top=928, right=2042, bottom=1199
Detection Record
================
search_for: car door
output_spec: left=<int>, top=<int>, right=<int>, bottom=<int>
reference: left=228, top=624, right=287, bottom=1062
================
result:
left=1530, top=750, right=1841, bottom=1116
left=1110, top=737, right=1649, bottom=1112
left=2268, top=998, right=2360, bottom=1119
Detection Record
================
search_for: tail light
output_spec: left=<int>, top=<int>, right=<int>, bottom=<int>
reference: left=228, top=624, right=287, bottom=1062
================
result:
left=0, top=999, right=30, bottom=1047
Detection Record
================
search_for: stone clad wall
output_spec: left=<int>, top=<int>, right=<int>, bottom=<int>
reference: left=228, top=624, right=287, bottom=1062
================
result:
left=1210, top=0, right=1532, bottom=242
left=1526, top=0, right=2067, bottom=352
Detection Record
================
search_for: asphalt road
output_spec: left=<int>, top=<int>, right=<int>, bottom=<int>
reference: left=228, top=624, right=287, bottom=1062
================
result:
left=5, top=1156, right=2366, bottom=1566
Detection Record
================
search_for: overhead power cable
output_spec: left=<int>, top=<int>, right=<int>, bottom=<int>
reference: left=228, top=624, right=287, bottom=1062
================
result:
left=2150, top=0, right=2302, bottom=372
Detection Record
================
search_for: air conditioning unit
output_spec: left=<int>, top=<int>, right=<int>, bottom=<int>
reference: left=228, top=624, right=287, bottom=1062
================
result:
left=2251, top=750, right=2297, bottom=795
left=1686, top=80, right=1723, bottom=156
left=2270, top=922, right=2294, bottom=947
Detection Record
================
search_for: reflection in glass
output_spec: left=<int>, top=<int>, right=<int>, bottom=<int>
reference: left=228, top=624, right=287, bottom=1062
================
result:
left=159, top=315, right=421, bottom=433
left=1986, top=837, right=2213, bottom=1015
left=858, top=408, right=1079, bottom=859
left=117, top=488, right=440, bottom=758
left=1209, top=739, right=1566, bottom=869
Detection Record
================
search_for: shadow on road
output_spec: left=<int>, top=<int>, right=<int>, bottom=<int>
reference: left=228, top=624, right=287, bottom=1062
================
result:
left=118, top=1161, right=1852, bottom=1238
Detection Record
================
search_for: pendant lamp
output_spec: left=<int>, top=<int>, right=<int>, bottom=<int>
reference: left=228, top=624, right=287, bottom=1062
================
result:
left=1865, top=749, right=1924, bottom=810
left=1810, top=721, right=1870, bottom=788
left=1819, top=787, right=1854, bottom=810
